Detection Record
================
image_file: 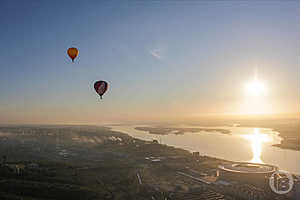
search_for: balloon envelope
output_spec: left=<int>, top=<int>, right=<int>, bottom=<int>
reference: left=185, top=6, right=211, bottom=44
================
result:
left=94, top=81, right=108, bottom=98
left=67, top=47, right=79, bottom=62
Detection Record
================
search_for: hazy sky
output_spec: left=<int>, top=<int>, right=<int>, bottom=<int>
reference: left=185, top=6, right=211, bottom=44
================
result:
left=1, top=1, right=300, bottom=124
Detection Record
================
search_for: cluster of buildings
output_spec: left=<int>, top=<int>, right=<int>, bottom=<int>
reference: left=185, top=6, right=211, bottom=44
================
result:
left=0, top=156, right=40, bottom=175
left=177, top=153, right=300, bottom=200
left=215, top=162, right=300, bottom=199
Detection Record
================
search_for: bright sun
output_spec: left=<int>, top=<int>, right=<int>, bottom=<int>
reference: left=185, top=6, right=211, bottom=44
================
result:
left=245, top=79, right=266, bottom=97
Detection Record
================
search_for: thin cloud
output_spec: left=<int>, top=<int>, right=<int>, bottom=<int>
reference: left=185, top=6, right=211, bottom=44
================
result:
left=149, top=49, right=163, bottom=60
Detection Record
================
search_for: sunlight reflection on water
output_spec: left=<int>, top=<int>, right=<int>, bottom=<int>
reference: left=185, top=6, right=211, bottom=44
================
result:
left=241, top=128, right=272, bottom=163
left=108, top=125, right=300, bottom=174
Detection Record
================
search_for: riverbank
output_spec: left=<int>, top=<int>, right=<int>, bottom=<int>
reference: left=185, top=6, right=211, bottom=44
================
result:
left=228, top=119, right=300, bottom=151
left=271, top=126, right=300, bottom=151
left=108, top=123, right=300, bottom=175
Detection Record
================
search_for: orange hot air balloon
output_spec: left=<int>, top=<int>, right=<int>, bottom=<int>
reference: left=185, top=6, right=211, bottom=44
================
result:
left=67, top=47, right=79, bottom=62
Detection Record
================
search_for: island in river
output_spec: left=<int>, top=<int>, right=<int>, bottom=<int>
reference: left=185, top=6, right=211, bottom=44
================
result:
left=135, top=127, right=231, bottom=135
left=180, top=117, right=300, bottom=151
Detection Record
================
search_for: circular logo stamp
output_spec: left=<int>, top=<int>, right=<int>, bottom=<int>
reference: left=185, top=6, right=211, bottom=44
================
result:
left=269, top=170, right=294, bottom=194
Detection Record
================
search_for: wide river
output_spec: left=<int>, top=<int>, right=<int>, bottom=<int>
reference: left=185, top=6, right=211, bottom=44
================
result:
left=108, top=124, right=300, bottom=175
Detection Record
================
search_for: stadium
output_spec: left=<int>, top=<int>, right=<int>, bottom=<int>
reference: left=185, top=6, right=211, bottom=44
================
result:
left=218, top=162, right=278, bottom=189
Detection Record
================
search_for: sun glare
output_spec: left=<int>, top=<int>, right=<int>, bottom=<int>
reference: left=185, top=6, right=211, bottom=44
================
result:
left=245, top=79, right=266, bottom=97
left=242, top=128, right=272, bottom=163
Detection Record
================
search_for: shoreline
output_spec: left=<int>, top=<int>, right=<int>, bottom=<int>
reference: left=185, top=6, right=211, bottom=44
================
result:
left=132, top=123, right=300, bottom=152
left=107, top=124, right=300, bottom=175
left=233, top=124, right=300, bottom=152
left=109, top=126, right=300, bottom=176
